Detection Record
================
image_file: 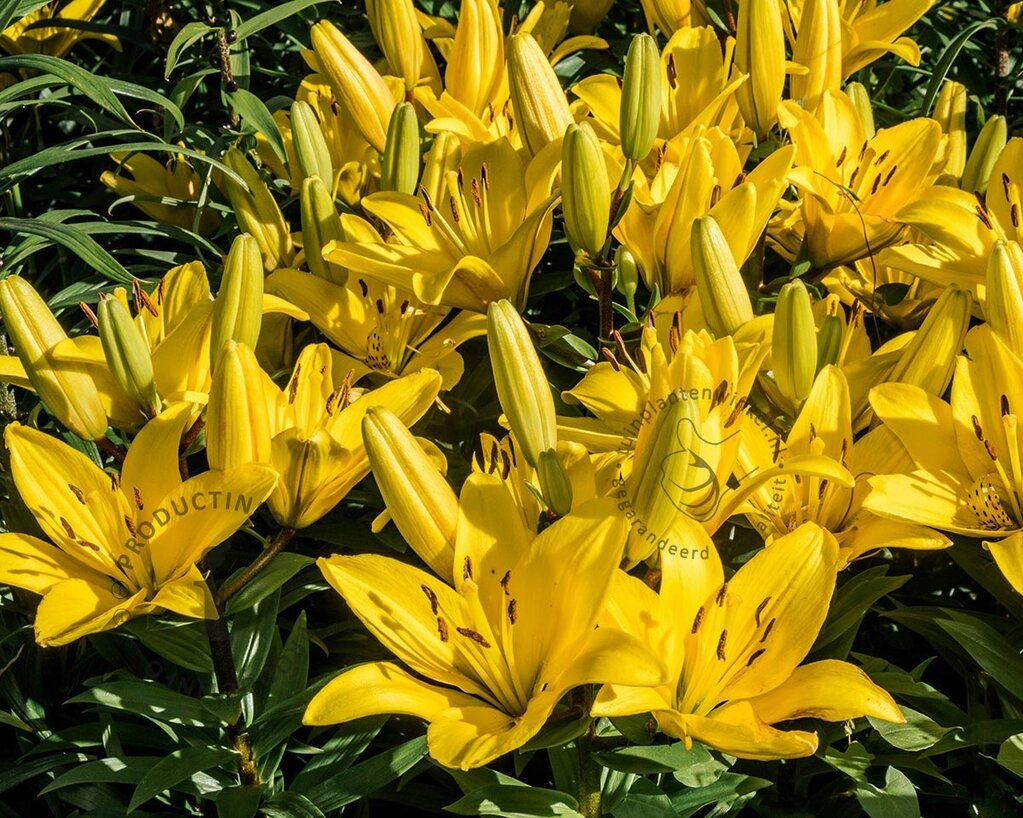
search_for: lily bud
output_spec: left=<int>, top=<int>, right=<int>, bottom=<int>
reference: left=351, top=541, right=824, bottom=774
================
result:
left=206, top=341, right=272, bottom=470
left=290, top=100, right=334, bottom=186
left=506, top=32, right=573, bottom=157
left=772, top=279, right=818, bottom=404
left=985, top=240, right=1023, bottom=357
left=615, top=245, right=639, bottom=302
left=536, top=447, right=573, bottom=517
left=790, top=0, right=842, bottom=113
left=97, top=295, right=159, bottom=417
left=933, top=80, right=967, bottom=184
left=691, top=215, right=754, bottom=337
left=365, top=0, right=423, bottom=92
left=734, top=0, right=785, bottom=137
left=363, top=406, right=457, bottom=575
left=221, top=148, right=293, bottom=271
left=889, top=284, right=972, bottom=395
left=486, top=299, right=557, bottom=468
left=311, top=20, right=394, bottom=152
left=619, top=33, right=661, bottom=160
left=816, top=308, right=844, bottom=371
left=380, top=102, right=421, bottom=195
left=211, top=234, right=264, bottom=369
left=0, top=276, right=107, bottom=440
left=270, top=427, right=344, bottom=529
left=962, top=115, right=1008, bottom=194
left=301, top=175, right=348, bottom=285
left=561, top=122, right=610, bottom=258
left=844, top=82, right=875, bottom=139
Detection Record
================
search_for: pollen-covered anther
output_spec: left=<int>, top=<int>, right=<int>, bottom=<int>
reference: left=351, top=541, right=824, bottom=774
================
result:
left=715, top=582, right=728, bottom=607
left=716, top=629, right=727, bottom=661
left=691, top=605, right=705, bottom=634
left=59, top=517, right=76, bottom=539
left=456, top=626, right=491, bottom=648
left=437, top=616, right=449, bottom=642
left=133, top=487, right=144, bottom=510
left=68, top=484, right=86, bottom=504
left=421, top=583, right=439, bottom=615
left=508, top=598, right=517, bottom=624
left=500, top=570, right=512, bottom=595
left=462, top=555, right=474, bottom=581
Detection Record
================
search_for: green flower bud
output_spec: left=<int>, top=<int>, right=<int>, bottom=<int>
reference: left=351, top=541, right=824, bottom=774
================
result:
left=486, top=299, right=557, bottom=468
left=380, top=102, right=421, bottom=195
left=507, top=32, right=573, bottom=157
left=561, top=122, right=611, bottom=258
left=211, top=234, right=264, bottom=370
left=985, top=240, right=1023, bottom=357
left=98, top=296, right=160, bottom=417
left=536, top=448, right=573, bottom=517
left=615, top=245, right=639, bottom=301
left=772, top=279, right=817, bottom=404
left=691, top=215, right=753, bottom=337
left=291, top=100, right=334, bottom=186
left=619, top=33, right=661, bottom=161
left=301, top=175, right=348, bottom=284
left=962, top=115, right=1008, bottom=195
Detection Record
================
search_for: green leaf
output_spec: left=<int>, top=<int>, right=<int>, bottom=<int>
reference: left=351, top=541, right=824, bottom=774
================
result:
left=445, top=785, right=583, bottom=817
left=300, top=735, right=428, bottom=811
left=0, top=217, right=133, bottom=284
left=128, top=745, right=237, bottom=812
left=0, top=54, right=134, bottom=125
left=217, top=784, right=264, bottom=818
left=228, top=88, right=288, bottom=167
left=919, top=19, right=1001, bottom=116
left=594, top=742, right=705, bottom=775
left=231, top=590, right=280, bottom=690
left=226, top=553, right=314, bottom=615
left=40, top=757, right=153, bottom=793
left=997, top=733, right=1023, bottom=780
left=165, top=21, right=213, bottom=78
left=66, top=680, right=221, bottom=726
left=269, top=611, right=309, bottom=703
left=855, top=767, right=920, bottom=818
left=814, top=567, right=908, bottom=657
left=869, top=707, right=950, bottom=751
left=932, top=610, right=1023, bottom=702
left=260, top=791, right=325, bottom=818
left=822, top=742, right=874, bottom=782
left=668, top=772, right=772, bottom=818
left=124, top=620, right=213, bottom=674
left=234, top=0, right=332, bottom=40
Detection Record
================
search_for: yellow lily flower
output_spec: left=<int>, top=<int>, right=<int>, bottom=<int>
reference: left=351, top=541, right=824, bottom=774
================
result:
left=266, top=264, right=486, bottom=387
left=738, top=365, right=950, bottom=566
left=304, top=495, right=666, bottom=770
left=865, top=325, right=1023, bottom=592
left=615, top=127, right=794, bottom=296
left=324, top=137, right=557, bottom=311
left=211, top=342, right=441, bottom=529
left=822, top=258, right=944, bottom=329
left=733, top=0, right=786, bottom=137
left=0, top=403, right=276, bottom=646
left=100, top=150, right=220, bottom=235
left=637, top=0, right=710, bottom=36
left=785, top=0, right=934, bottom=80
left=572, top=27, right=744, bottom=158
left=879, top=138, right=1023, bottom=294
left=777, top=90, right=946, bottom=269
left=592, top=520, right=904, bottom=759
left=1, top=0, right=119, bottom=57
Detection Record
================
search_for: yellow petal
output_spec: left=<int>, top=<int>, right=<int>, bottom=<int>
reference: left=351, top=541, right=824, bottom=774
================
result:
left=35, top=577, right=144, bottom=647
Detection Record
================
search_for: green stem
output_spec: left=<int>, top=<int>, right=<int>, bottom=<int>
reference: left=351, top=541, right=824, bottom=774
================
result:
left=204, top=578, right=261, bottom=786
left=217, top=527, right=296, bottom=607
left=573, top=687, right=601, bottom=818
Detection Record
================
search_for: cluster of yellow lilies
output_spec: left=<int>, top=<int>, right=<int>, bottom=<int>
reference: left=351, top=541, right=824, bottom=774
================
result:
left=3, top=0, right=1022, bottom=773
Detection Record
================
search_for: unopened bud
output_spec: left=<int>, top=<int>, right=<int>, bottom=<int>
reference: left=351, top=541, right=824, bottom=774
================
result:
left=619, top=33, right=661, bottom=160
left=380, top=102, right=421, bottom=195
left=97, top=296, right=159, bottom=417
left=691, top=215, right=754, bottom=337
left=291, top=100, right=334, bottom=186
left=506, top=32, right=573, bottom=157
left=772, top=279, right=817, bottom=404
left=561, top=122, right=610, bottom=258
left=210, top=234, right=264, bottom=369
left=889, top=284, right=972, bottom=395
left=486, top=299, right=557, bottom=468
left=962, top=115, right=1008, bottom=194
left=536, top=448, right=573, bottom=517
left=734, top=0, right=785, bottom=137
left=301, top=175, right=348, bottom=284
left=365, top=0, right=424, bottom=91
left=844, top=82, right=875, bottom=139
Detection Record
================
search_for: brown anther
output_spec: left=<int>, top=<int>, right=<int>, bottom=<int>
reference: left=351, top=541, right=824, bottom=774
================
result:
left=419, top=186, right=435, bottom=211
left=463, top=555, right=474, bottom=581
left=500, top=448, right=512, bottom=480
left=985, top=439, right=998, bottom=460
left=973, top=414, right=985, bottom=440
left=1013, top=204, right=1020, bottom=229
left=79, top=301, right=98, bottom=327
left=109, top=472, right=121, bottom=491
left=456, top=626, right=491, bottom=647
left=883, top=165, right=897, bottom=186
left=418, top=201, right=432, bottom=226
left=471, top=178, right=482, bottom=207
left=875, top=149, right=891, bottom=165
left=437, top=616, right=449, bottom=642
left=600, top=347, right=621, bottom=371
left=68, top=484, right=86, bottom=504
left=977, top=205, right=994, bottom=230
left=500, top=570, right=512, bottom=595
left=870, top=173, right=882, bottom=195
left=715, top=582, right=728, bottom=606
left=666, top=54, right=677, bottom=89
left=59, top=517, right=76, bottom=539
left=375, top=298, right=385, bottom=315
left=835, top=146, right=847, bottom=168
left=77, top=539, right=100, bottom=552
left=449, top=195, right=461, bottom=223
left=358, top=279, right=369, bottom=297
left=133, top=487, right=144, bottom=510
left=691, top=605, right=705, bottom=634
left=420, top=584, right=439, bottom=615
left=124, top=515, right=137, bottom=537
left=709, top=184, right=722, bottom=207
left=1002, top=394, right=1011, bottom=417
left=716, top=629, right=727, bottom=660
left=508, top=598, right=517, bottom=624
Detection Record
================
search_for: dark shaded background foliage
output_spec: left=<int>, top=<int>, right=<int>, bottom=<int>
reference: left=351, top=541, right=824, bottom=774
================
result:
left=0, top=0, right=1022, bottom=815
